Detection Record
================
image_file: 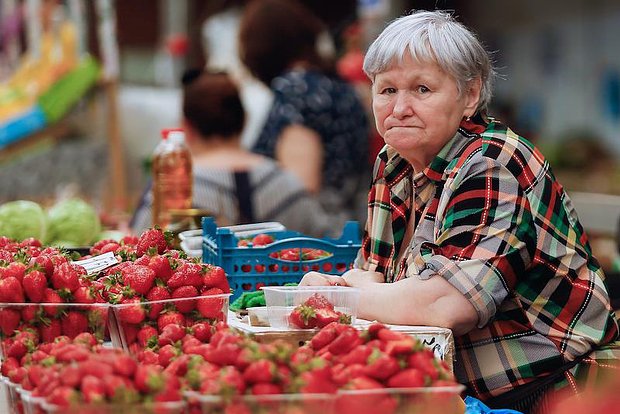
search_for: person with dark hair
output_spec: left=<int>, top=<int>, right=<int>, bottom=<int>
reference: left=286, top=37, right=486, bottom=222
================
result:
left=131, top=71, right=339, bottom=236
left=239, top=0, right=370, bottom=222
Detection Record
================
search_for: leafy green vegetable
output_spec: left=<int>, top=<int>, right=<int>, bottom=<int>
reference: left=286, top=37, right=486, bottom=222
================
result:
left=46, top=198, right=101, bottom=246
left=0, top=200, right=47, bottom=241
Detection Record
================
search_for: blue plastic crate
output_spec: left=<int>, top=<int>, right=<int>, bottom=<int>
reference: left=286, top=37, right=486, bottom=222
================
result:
left=201, top=217, right=362, bottom=301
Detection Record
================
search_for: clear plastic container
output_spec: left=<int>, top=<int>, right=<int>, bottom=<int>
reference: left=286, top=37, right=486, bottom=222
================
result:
left=0, top=303, right=110, bottom=358
left=185, top=390, right=336, bottom=414
left=261, top=286, right=360, bottom=329
left=152, top=129, right=193, bottom=229
left=109, top=294, right=230, bottom=353
left=40, top=400, right=187, bottom=414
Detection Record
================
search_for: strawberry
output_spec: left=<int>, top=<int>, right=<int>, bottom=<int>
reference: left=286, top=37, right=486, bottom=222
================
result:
left=363, top=351, right=400, bottom=380
left=202, top=265, right=230, bottom=292
left=51, top=263, right=83, bottom=293
left=158, top=311, right=186, bottom=332
left=337, top=377, right=396, bottom=414
left=305, top=293, right=334, bottom=310
left=81, top=375, right=105, bottom=403
left=29, top=254, right=54, bottom=278
left=158, top=324, right=186, bottom=346
left=90, top=239, right=117, bottom=255
left=4, top=261, right=27, bottom=282
left=242, top=359, right=276, bottom=384
left=288, top=305, right=317, bottom=329
left=196, top=288, right=225, bottom=319
left=339, top=344, right=373, bottom=366
left=0, top=357, right=19, bottom=378
left=148, top=255, right=173, bottom=282
left=251, top=382, right=282, bottom=395
left=386, top=368, right=426, bottom=388
left=310, top=323, right=338, bottom=350
left=146, top=286, right=171, bottom=319
left=121, top=235, right=139, bottom=246
left=158, top=344, right=180, bottom=367
left=314, top=307, right=342, bottom=328
left=137, top=325, right=158, bottom=348
left=407, top=350, right=440, bottom=381
left=136, top=228, right=170, bottom=257
left=39, top=318, right=63, bottom=342
left=327, top=327, right=361, bottom=355
left=42, top=288, right=63, bottom=317
left=134, top=364, right=164, bottom=393
left=171, top=285, right=199, bottom=313
left=121, top=264, right=156, bottom=296
left=298, top=367, right=338, bottom=394
left=168, top=262, right=204, bottom=289
left=117, top=298, right=146, bottom=324
left=251, top=234, right=274, bottom=246
left=73, top=286, right=96, bottom=306
left=0, top=308, right=22, bottom=336
left=0, top=276, right=25, bottom=303
left=74, top=332, right=98, bottom=347
left=190, top=322, right=213, bottom=343
left=61, top=311, right=89, bottom=339
left=22, top=270, right=47, bottom=302
left=21, top=305, right=38, bottom=323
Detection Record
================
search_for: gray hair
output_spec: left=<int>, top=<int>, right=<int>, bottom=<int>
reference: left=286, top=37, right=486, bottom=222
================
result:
left=363, top=10, right=495, bottom=114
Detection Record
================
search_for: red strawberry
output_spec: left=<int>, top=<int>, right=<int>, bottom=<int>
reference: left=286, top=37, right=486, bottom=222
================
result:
left=47, top=386, right=78, bottom=407
left=39, top=318, right=63, bottom=342
left=242, top=359, right=277, bottom=384
left=288, top=305, right=317, bottom=329
left=251, top=234, right=274, bottom=246
left=314, top=307, right=342, bottom=328
left=121, top=264, right=156, bottom=296
left=136, top=228, right=169, bottom=256
left=81, top=375, right=105, bottom=403
left=90, top=239, right=117, bottom=255
left=0, top=308, right=21, bottom=336
left=0, top=276, right=25, bottom=303
left=387, top=368, right=426, bottom=388
left=202, top=265, right=229, bottom=292
left=363, top=351, right=400, bottom=380
left=137, top=325, right=158, bottom=348
left=168, top=262, right=204, bottom=289
left=117, top=298, right=146, bottom=324
left=121, top=235, right=139, bottom=246
left=298, top=367, right=338, bottom=394
left=4, top=262, right=27, bottom=282
left=22, top=270, right=47, bottom=302
left=251, top=382, right=282, bottom=395
left=158, top=324, right=186, bottom=346
left=146, top=286, right=171, bottom=319
left=73, top=286, right=96, bottom=305
left=171, top=285, right=199, bottom=313
left=61, top=311, right=88, bottom=339
left=112, top=353, right=138, bottom=378
left=0, top=357, right=19, bottom=378
left=42, top=288, right=63, bottom=316
left=21, top=305, right=38, bottom=323
left=407, top=350, right=440, bottom=381
left=51, top=263, right=83, bottom=293
left=158, top=311, right=186, bottom=332
left=148, top=255, right=173, bottom=282
left=158, top=344, right=180, bottom=367
left=134, top=364, right=163, bottom=393
left=196, top=288, right=225, bottom=319
left=29, top=254, right=54, bottom=278
left=304, top=293, right=334, bottom=310
left=190, top=322, right=213, bottom=343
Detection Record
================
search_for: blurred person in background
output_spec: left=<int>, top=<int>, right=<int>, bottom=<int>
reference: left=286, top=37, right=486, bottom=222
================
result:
left=238, top=0, right=370, bottom=224
left=131, top=70, right=339, bottom=237
left=301, top=10, right=619, bottom=414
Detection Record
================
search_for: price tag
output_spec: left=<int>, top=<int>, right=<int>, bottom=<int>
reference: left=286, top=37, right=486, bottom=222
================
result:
left=73, top=251, right=119, bottom=275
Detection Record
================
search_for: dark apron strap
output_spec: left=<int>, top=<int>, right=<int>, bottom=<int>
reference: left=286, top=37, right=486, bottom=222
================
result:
left=233, top=171, right=255, bottom=224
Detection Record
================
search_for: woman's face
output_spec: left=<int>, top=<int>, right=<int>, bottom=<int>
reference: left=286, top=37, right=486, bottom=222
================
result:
left=372, top=53, right=480, bottom=171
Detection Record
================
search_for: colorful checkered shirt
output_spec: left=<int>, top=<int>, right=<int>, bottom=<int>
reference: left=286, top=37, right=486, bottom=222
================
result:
left=355, top=116, right=619, bottom=400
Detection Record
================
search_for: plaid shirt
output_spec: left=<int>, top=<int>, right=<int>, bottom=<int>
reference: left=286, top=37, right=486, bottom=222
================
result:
left=356, top=116, right=619, bottom=399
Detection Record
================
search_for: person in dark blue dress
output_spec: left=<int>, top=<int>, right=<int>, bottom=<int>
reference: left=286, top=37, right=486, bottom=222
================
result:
left=239, top=0, right=370, bottom=219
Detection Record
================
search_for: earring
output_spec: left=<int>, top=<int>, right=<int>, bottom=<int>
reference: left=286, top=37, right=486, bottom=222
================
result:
left=466, top=116, right=471, bottom=121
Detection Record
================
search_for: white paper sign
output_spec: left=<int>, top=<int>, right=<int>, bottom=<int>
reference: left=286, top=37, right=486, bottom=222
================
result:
left=73, top=251, right=119, bottom=275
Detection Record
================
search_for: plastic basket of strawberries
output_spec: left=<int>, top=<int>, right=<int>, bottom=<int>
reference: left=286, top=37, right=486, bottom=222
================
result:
left=201, top=217, right=361, bottom=301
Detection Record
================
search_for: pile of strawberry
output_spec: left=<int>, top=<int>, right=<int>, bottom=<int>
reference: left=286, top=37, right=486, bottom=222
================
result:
left=288, top=293, right=351, bottom=329
left=0, top=332, right=183, bottom=411
left=179, top=322, right=457, bottom=414
left=88, top=228, right=231, bottom=353
left=0, top=236, right=110, bottom=349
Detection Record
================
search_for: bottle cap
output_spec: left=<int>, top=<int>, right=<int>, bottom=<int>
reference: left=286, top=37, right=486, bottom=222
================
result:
left=161, top=128, right=184, bottom=140
left=168, top=130, right=186, bottom=144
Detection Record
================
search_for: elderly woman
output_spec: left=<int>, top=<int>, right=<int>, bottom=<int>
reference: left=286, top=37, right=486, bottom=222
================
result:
left=301, top=10, right=619, bottom=413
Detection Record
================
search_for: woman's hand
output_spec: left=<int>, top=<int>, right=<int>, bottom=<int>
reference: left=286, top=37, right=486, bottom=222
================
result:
left=342, top=269, right=384, bottom=287
left=299, top=271, right=348, bottom=286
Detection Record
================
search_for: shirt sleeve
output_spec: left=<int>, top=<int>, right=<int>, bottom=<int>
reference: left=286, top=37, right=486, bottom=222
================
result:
left=413, top=159, right=537, bottom=328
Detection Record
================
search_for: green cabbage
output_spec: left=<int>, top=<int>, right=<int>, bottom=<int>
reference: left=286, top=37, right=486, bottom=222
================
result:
left=46, top=198, right=101, bottom=246
left=0, top=200, right=47, bottom=241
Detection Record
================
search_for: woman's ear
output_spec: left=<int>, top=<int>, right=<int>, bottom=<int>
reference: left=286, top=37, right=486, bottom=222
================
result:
left=464, top=77, right=482, bottom=117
